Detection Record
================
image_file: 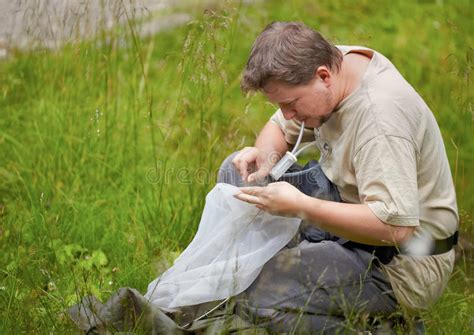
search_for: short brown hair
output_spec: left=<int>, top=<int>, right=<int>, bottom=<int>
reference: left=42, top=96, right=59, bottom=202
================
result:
left=241, top=22, right=342, bottom=92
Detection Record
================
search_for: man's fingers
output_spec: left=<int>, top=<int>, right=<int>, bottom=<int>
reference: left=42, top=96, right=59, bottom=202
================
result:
left=232, top=156, right=248, bottom=181
left=247, top=166, right=270, bottom=183
left=232, top=148, right=258, bottom=182
left=239, top=161, right=249, bottom=181
left=239, top=186, right=263, bottom=195
left=233, top=192, right=262, bottom=205
left=247, top=172, right=256, bottom=183
left=234, top=186, right=265, bottom=204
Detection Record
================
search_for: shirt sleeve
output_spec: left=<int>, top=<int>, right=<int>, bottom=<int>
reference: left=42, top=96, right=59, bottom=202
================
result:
left=269, top=109, right=315, bottom=144
left=353, top=135, right=420, bottom=227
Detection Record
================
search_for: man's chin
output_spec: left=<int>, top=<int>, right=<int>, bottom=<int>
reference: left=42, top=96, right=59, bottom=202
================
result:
left=303, top=119, right=320, bottom=128
left=306, top=114, right=332, bottom=128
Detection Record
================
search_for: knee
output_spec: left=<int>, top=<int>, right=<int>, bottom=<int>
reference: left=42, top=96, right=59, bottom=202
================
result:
left=238, top=248, right=301, bottom=310
left=217, top=151, right=244, bottom=186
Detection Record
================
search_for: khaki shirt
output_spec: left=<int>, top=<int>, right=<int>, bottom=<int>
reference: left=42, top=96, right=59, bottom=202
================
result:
left=270, top=45, right=458, bottom=312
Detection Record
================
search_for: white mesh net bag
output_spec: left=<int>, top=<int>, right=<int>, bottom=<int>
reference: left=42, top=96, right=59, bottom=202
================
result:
left=145, top=183, right=301, bottom=310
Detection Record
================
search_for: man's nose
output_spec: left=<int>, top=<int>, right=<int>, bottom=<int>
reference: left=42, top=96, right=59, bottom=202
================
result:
left=280, top=106, right=296, bottom=120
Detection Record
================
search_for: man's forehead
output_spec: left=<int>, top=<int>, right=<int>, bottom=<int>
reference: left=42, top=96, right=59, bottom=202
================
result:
left=262, top=81, right=280, bottom=94
left=263, top=81, right=292, bottom=95
left=263, top=81, right=301, bottom=103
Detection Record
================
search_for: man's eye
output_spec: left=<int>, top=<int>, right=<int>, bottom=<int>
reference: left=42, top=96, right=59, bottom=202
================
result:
left=282, top=101, right=295, bottom=108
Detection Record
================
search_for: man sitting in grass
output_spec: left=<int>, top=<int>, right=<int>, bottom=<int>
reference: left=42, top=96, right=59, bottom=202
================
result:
left=227, top=21, right=459, bottom=332
left=70, top=22, right=459, bottom=334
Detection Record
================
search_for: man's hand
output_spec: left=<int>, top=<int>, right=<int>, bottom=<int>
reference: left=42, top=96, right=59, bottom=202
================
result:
left=232, top=147, right=279, bottom=183
left=232, top=121, right=289, bottom=183
left=234, top=182, right=306, bottom=217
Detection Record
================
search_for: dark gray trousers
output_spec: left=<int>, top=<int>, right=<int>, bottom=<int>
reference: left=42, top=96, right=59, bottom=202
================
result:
left=220, top=152, right=398, bottom=333
left=69, top=152, right=398, bottom=334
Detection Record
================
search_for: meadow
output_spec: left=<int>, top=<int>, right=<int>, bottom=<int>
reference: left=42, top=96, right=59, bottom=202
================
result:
left=0, top=0, right=472, bottom=333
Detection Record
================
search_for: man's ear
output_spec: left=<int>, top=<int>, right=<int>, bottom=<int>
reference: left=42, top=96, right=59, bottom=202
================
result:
left=314, top=66, right=331, bottom=84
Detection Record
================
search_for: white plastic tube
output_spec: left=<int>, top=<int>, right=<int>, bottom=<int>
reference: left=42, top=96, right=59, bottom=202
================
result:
left=291, top=121, right=306, bottom=155
left=269, top=151, right=297, bottom=180
left=270, top=121, right=316, bottom=180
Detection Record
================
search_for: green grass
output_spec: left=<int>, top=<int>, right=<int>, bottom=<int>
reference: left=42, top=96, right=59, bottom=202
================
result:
left=0, top=0, right=472, bottom=333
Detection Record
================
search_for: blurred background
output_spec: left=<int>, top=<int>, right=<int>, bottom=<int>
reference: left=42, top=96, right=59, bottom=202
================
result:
left=0, top=0, right=472, bottom=333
